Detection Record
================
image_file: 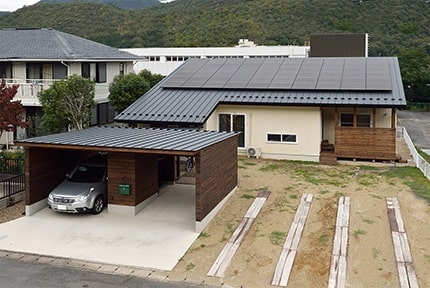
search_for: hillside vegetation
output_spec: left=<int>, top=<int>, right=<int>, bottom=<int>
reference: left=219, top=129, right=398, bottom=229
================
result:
left=0, top=0, right=429, bottom=101
left=39, top=0, right=160, bottom=10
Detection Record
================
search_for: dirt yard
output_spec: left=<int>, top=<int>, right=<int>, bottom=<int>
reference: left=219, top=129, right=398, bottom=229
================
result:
left=167, top=157, right=430, bottom=288
left=1, top=157, right=430, bottom=288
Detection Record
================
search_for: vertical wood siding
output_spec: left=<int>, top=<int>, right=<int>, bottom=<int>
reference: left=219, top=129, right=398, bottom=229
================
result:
left=195, top=136, right=238, bottom=221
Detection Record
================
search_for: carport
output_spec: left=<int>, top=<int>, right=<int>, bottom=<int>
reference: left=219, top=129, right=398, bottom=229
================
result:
left=16, top=126, right=238, bottom=232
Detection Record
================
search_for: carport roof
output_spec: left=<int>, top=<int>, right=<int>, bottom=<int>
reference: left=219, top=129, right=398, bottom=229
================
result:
left=16, top=126, right=238, bottom=155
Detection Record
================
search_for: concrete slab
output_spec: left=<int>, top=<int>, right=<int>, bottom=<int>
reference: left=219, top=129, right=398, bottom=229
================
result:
left=0, top=184, right=199, bottom=271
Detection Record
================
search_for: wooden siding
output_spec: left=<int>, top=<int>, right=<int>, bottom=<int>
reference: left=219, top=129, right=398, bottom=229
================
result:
left=25, top=148, right=95, bottom=205
left=108, top=153, right=159, bottom=207
left=335, top=127, right=396, bottom=160
left=195, top=135, right=238, bottom=221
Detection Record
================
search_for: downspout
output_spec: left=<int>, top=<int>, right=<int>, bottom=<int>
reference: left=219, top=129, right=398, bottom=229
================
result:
left=61, top=61, right=70, bottom=77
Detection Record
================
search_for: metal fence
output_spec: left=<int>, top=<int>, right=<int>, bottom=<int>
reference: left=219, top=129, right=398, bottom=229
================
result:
left=400, top=126, right=430, bottom=180
left=0, top=174, right=25, bottom=200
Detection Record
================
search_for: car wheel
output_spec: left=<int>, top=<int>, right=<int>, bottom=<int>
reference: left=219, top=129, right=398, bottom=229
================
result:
left=92, top=195, right=104, bottom=214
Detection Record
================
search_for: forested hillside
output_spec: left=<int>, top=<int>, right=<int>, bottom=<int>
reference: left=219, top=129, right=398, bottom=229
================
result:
left=0, top=0, right=428, bottom=101
left=39, top=0, right=160, bottom=10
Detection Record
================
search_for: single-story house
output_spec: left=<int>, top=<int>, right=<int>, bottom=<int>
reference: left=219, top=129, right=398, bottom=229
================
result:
left=115, top=57, right=407, bottom=163
left=16, top=127, right=238, bottom=232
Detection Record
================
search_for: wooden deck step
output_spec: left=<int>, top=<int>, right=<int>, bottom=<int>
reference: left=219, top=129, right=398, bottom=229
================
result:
left=386, top=197, right=419, bottom=288
left=271, top=193, right=313, bottom=287
left=328, top=196, right=351, bottom=288
left=207, top=190, right=271, bottom=278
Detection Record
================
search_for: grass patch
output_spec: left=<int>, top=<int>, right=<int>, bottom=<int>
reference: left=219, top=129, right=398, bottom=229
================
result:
left=241, top=193, right=255, bottom=199
left=185, top=263, right=195, bottom=271
left=269, top=231, right=286, bottom=245
left=425, top=255, right=430, bottom=262
left=417, top=147, right=430, bottom=163
left=319, top=189, right=330, bottom=195
left=386, top=166, right=430, bottom=202
left=198, top=231, right=210, bottom=238
left=353, top=229, right=367, bottom=237
left=372, top=247, right=381, bottom=259
left=259, top=164, right=281, bottom=172
left=289, top=194, right=298, bottom=199
left=318, top=234, right=329, bottom=244
left=362, top=218, right=375, bottom=224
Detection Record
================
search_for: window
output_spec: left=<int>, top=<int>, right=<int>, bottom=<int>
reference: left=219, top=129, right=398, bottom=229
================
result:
left=219, top=113, right=245, bottom=148
left=81, top=62, right=107, bottom=83
left=0, top=62, right=12, bottom=79
left=119, top=62, right=125, bottom=75
left=53, top=63, right=67, bottom=79
left=267, top=133, right=297, bottom=143
left=340, top=113, right=371, bottom=127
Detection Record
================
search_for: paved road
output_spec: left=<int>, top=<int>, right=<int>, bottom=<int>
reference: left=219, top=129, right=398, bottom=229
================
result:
left=0, top=257, right=214, bottom=288
left=397, top=110, right=430, bottom=150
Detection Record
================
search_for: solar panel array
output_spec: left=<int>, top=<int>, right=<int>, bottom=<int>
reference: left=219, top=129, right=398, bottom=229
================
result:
left=162, top=57, right=392, bottom=91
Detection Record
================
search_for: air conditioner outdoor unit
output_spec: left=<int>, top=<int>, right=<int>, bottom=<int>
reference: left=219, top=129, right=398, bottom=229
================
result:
left=247, top=146, right=261, bottom=158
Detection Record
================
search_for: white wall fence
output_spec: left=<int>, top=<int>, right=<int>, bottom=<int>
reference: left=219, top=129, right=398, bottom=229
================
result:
left=400, top=126, right=430, bottom=180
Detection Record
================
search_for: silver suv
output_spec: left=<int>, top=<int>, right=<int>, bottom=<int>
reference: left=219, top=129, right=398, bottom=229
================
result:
left=47, top=154, right=107, bottom=214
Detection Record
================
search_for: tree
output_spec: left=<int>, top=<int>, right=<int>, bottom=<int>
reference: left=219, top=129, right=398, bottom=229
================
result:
left=0, top=79, right=29, bottom=142
left=398, top=48, right=430, bottom=103
left=108, top=70, right=163, bottom=113
left=38, top=75, right=95, bottom=133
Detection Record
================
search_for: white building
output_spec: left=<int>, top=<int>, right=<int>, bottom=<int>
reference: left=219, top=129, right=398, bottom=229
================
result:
left=0, top=28, right=139, bottom=146
left=122, top=39, right=310, bottom=76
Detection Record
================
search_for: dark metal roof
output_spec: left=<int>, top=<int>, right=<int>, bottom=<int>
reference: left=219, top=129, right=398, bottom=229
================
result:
left=0, top=28, right=140, bottom=61
left=17, top=126, right=237, bottom=154
left=115, top=57, right=406, bottom=124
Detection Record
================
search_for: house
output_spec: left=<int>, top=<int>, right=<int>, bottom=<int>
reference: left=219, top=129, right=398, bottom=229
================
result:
left=115, top=57, right=407, bottom=163
left=0, top=28, right=139, bottom=145
left=121, top=39, right=310, bottom=76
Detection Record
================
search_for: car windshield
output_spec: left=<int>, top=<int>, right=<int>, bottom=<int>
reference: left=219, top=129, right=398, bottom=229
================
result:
left=68, top=165, right=106, bottom=183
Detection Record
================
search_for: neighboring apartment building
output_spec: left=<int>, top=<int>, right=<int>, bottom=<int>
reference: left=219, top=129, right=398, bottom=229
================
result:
left=0, top=28, right=139, bottom=146
left=122, top=39, right=310, bottom=76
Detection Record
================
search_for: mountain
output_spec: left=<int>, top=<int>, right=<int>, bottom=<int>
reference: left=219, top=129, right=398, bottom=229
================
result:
left=0, top=0, right=428, bottom=57
left=39, top=0, right=161, bottom=10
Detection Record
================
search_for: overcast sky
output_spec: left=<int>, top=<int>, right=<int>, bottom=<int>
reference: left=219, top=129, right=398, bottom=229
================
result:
left=0, top=0, right=39, bottom=12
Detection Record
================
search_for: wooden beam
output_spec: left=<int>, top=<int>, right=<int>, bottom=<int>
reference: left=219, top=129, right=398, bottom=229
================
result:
left=353, top=108, right=357, bottom=127
left=272, top=194, right=313, bottom=287
left=391, top=108, right=396, bottom=129
left=386, top=197, right=419, bottom=288
left=373, top=108, right=376, bottom=128
left=328, top=196, right=350, bottom=288
left=207, top=190, right=271, bottom=278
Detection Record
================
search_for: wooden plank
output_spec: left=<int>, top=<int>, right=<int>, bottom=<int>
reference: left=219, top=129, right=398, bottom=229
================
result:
left=271, top=194, right=313, bottom=287
left=207, top=193, right=270, bottom=278
left=278, top=250, right=297, bottom=287
left=328, top=255, right=339, bottom=288
left=397, top=262, right=410, bottom=288
left=406, top=263, right=419, bottom=288
left=328, top=196, right=350, bottom=288
left=387, top=198, right=419, bottom=288
left=337, top=255, right=347, bottom=288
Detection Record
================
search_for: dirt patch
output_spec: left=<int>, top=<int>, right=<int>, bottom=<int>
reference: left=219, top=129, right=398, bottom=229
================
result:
left=168, top=157, right=430, bottom=288
left=1, top=157, right=430, bottom=288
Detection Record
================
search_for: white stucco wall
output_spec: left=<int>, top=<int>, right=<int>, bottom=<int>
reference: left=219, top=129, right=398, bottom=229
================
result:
left=205, top=105, right=322, bottom=162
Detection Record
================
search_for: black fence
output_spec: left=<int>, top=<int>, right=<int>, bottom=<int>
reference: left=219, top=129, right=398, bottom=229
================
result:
left=0, top=174, right=25, bottom=200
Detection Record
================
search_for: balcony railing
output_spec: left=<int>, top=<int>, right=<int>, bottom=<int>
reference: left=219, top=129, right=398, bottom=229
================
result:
left=4, top=78, right=110, bottom=105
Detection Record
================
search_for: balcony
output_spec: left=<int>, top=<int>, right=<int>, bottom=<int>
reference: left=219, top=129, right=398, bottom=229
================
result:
left=5, top=79, right=110, bottom=106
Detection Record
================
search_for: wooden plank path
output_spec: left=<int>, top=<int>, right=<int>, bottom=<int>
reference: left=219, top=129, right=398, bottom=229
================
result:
left=271, top=193, right=313, bottom=287
left=207, top=190, right=271, bottom=277
left=328, top=196, right=350, bottom=288
left=386, top=197, right=419, bottom=288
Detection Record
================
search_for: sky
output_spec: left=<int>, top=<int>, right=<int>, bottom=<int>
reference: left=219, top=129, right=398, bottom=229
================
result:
left=0, top=0, right=40, bottom=12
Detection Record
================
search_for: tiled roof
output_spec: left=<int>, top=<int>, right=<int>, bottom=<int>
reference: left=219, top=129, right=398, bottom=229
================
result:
left=17, top=126, right=237, bottom=153
left=0, top=28, right=139, bottom=61
left=115, top=57, right=406, bottom=124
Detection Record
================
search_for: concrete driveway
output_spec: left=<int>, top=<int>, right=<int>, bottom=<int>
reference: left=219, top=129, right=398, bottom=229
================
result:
left=398, top=110, right=430, bottom=150
left=0, top=184, right=198, bottom=271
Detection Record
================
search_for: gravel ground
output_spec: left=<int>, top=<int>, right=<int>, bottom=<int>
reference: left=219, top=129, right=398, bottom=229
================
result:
left=0, top=201, right=25, bottom=224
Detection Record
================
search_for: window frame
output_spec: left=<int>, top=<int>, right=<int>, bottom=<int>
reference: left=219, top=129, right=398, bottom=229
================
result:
left=266, top=133, right=298, bottom=144
left=339, top=112, right=372, bottom=128
left=218, top=112, right=246, bottom=148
